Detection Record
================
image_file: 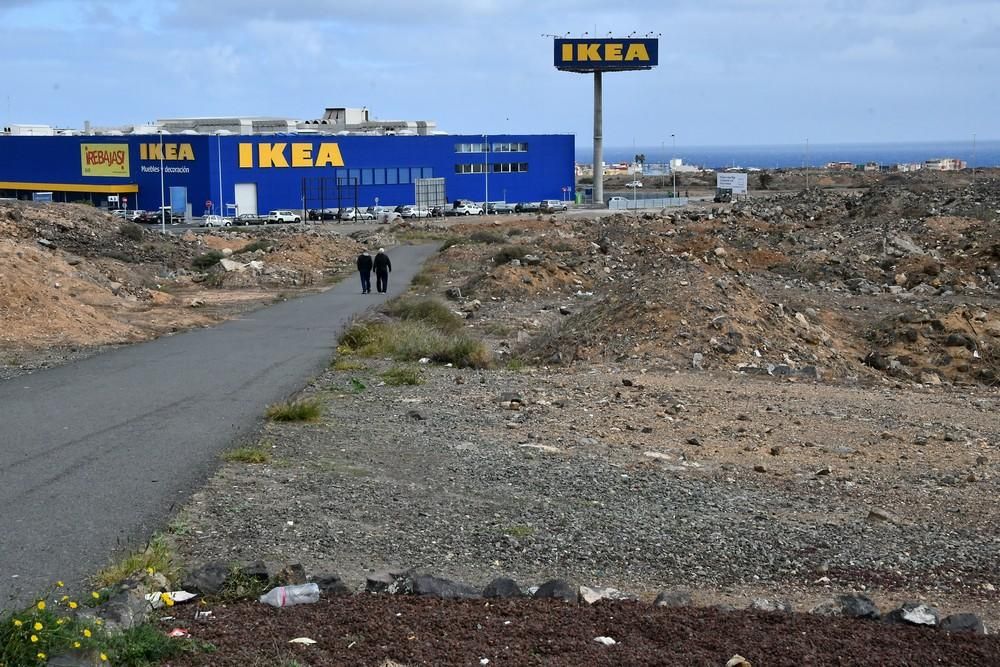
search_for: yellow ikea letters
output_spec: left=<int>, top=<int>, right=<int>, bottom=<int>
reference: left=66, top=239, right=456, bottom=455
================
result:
left=238, top=143, right=345, bottom=168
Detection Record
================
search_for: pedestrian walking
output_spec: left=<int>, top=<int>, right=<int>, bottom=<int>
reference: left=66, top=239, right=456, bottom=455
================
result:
left=373, top=247, right=392, bottom=293
left=356, top=249, right=373, bottom=294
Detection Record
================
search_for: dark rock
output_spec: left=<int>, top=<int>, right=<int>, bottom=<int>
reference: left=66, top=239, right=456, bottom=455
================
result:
left=864, top=352, right=891, bottom=371
left=533, top=579, right=577, bottom=603
left=884, top=602, right=940, bottom=626
left=811, top=594, right=880, bottom=620
left=653, top=590, right=692, bottom=607
left=945, top=333, right=977, bottom=350
left=365, top=571, right=397, bottom=593
left=939, top=613, right=987, bottom=635
left=46, top=649, right=107, bottom=666
left=182, top=562, right=230, bottom=596
left=445, top=287, right=462, bottom=300
left=409, top=574, right=481, bottom=599
left=406, top=409, right=426, bottom=421
left=37, top=238, right=55, bottom=248
left=686, top=437, right=702, bottom=447
left=483, top=577, right=523, bottom=598
left=94, top=588, right=151, bottom=631
left=314, top=574, right=350, bottom=595
left=559, top=306, right=572, bottom=315
left=238, top=561, right=272, bottom=583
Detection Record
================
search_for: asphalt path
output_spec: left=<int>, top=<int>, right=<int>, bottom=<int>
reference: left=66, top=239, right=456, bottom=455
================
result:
left=0, top=243, right=438, bottom=608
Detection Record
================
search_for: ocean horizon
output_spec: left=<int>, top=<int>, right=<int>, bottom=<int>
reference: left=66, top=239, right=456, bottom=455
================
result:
left=577, top=140, right=1000, bottom=170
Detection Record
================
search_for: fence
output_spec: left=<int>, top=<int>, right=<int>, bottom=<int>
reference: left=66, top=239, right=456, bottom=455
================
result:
left=608, top=196, right=688, bottom=211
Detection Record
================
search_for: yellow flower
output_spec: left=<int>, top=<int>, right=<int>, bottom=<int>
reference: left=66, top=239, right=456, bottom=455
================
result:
left=60, top=595, right=69, bottom=602
left=91, top=591, right=100, bottom=599
left=30, top=635, right=39, bottom=643
left=13, top=619, right=23, bottom=627
left=100, top=653, right=108, bottom=661
left=33, top=622, right=43, bottom=631
left=83, top=628, right=92, bottom=638
left=73, top=641, right=81, bottom=648
left=69, top=601, right=78, bottom=609
left=95, top=620, right=103, bottom=626
left=160, top=592, right=175, bottom=607
left=36, top=601, right=45, bottom=611
left=146, top=567, right=155, bottom=575
left=57, top=581, right=64, bottom=587
left=36, top=653, right=46, bottom=661
left=56, top=618, right=66, bottom=626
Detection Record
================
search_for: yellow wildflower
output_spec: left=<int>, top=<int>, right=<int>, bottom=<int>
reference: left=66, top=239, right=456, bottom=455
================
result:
left=13, top=619, right=23, bottom=627
left=95, top=619, right=103, bottom=626
left=146, top=567, right=155, bottom=575
left=36, top=601, right=45, bottom=611
left=57, top=581, right=64, bottom=587
left=100, top=653, right=108, bottom=661
left=160, top=592, right=175, bottom=607
left=33, top=622, right=43, bottom=631
left=73, top=641, right=81, bottom=648
left=30, top=635, right=39, bottom=643
left=36, top=653, right=46, bottom=661
left=69, top=601, right=78, bottom=609
left=56, top=618, right=66, bottom=626
left=83, top=628, right=92, bottom=638
left=91, top=591, right=100, bottom=599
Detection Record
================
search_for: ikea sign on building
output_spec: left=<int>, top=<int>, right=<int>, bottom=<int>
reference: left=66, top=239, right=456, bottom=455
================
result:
left=554, top=38, right=658, bottom=72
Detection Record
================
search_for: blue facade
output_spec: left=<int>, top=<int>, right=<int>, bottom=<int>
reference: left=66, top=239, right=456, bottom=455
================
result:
left=0, top=133, right=575, bottom=215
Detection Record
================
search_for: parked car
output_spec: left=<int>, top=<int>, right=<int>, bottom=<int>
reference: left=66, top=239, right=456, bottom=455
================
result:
left=514, top=201, right=541, bottom=213
left=449, top=200, right=484, bottom=216
left=133, top=211, right=161, bottom=224
left=399, top=205, right=430, bottom=218
left=540, top=199, right=568, bottom=213
left=487, top=201, right=517, bottom=215
left=625, top=180, right=643, bottom=188
left=202, top=215, right=232, bottom=227
left=234, top=213, right=266, bottom=226
left=268, top=210, right=301, bottom=223
left=356, top=209, right=376, bottom=221
left=429, top=205, right=447, bottom=217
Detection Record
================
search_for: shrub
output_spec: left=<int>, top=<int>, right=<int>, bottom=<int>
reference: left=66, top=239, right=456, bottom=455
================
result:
left=192, top=250, right=224, bottom=270
left=266, top=398, right=323, bottom=422
left=470, top=230, right=506, bottom=244
left=492, top=245, right=528, bottom=265
left=239, top=239, right=275, bottom=254
left=118, top=221, right=143, bottom=241
left=382, top=365, right=424, bottom=386
left=383, top=297, right=462, bottom=333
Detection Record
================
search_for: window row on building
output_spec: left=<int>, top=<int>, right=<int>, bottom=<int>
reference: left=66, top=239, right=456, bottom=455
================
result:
left=454, top=162, right=529, bottom=174
left=328, top=166, right=433, bottom=186
left=454, top=142, right=530, bottom=154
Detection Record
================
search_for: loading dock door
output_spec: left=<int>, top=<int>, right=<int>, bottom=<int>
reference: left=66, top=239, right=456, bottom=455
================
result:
left=235, top=183, right=258, bottom=215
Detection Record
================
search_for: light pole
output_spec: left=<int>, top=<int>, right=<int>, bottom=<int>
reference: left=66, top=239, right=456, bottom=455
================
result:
left=159, top=129, right=166, bottom=233
left=671, top=133, right=677, bottom=199
left=483, top=133, right=489, bottom=213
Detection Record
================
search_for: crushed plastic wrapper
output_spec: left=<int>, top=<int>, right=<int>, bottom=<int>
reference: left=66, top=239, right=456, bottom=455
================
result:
left=289, top=637, right=317, bottom=645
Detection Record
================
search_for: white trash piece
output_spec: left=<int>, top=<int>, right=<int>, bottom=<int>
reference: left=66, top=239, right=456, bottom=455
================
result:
left=594, top=636, right=617, bottom=646
left=259, top=583, right=321, bottom=607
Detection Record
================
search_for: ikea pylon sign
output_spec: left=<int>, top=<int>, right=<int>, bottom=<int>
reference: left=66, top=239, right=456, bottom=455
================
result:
left=554, top=38, right=658, bottom=72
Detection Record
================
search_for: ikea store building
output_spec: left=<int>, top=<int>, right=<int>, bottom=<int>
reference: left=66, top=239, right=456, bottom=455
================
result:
left=0, top=107, right=575, bottom=217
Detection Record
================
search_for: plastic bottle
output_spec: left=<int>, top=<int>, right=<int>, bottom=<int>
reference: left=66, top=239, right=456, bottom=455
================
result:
left=259, top=582, right=320, bottom=607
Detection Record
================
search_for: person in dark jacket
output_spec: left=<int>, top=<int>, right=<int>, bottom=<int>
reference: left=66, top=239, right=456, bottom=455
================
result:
left=373, top=247, right=392, bottom=293
left=356, top=250, right=373, bottom=294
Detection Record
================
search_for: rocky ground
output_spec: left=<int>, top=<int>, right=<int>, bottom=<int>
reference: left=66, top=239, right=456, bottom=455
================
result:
left=1, top=173, right=998, bottom=664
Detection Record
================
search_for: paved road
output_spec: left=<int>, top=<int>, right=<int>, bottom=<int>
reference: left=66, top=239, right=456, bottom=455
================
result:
left=0, top=244, right=437, bottom=608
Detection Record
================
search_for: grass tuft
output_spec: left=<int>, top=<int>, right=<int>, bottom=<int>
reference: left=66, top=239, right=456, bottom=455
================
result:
left=381, top=365, right=424, bottom=386
left=470, top=230, right=506, bottom=244
left=223, top=447, right=271, bottom=464
left=94, top=534, right=178, bottom=589
left=332, top=357, right=367, bottom=371
left=192, top=250, right=224, bottom=270
left=492, top=245, right=528, bottom=265
left=338, top=320, right=491, bottom=369
left=383, top=296, right=462, bottom=333
left=265, top=398, right=323, bottom=422
left=239, top=239, right=275, bottom=254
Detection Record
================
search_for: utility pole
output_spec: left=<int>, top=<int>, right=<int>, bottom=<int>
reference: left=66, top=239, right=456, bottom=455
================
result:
left=804, top=138, right=810, bottom=191
left=972, top=133, right=977, bottom=182
left=671, top=133, right=677, bottom=198
left=159, top=130, right=166, bottom=233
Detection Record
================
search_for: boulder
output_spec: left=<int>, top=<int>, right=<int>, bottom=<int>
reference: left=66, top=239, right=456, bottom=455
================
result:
left=533, top=579, right=578, bottom=603
left=578, top=586, right=635, bottom=605
left=884, top=602, right=940, bottom=627
left=483, top=577, right=523, bottom=598
left=408, top=574, right=480, bottom=599
left=182, top=562, right=230, bottom=596
left=749, top=598, right=793, bottom=613
left=939, top=613, right=987, bottom=635
left=810, top=594, right=880, bottom=620
left=314, top=573, right=351, bottom=596
left=653, top=590, right=692, bottom=608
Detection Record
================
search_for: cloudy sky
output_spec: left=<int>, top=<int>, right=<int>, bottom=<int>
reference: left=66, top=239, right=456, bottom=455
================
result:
left=1, top=0, right=996, bottom=146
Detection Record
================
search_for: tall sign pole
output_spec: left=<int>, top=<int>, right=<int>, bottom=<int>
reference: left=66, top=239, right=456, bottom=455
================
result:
left=554, top=36, right=658, bottom=207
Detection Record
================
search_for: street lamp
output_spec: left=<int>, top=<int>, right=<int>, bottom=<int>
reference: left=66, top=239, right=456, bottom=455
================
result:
left=483, top=133, right=489, bottom=213
left=671, top=133, right=677, bottom=199
left=159, top=129, right=166, bottom=233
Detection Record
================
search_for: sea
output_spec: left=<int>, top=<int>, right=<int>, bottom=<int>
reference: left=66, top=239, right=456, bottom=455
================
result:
left=576, top=140, right=1000, bottom=170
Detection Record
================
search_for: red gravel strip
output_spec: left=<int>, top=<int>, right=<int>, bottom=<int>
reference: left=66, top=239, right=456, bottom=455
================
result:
left=161, top=595, right=998, bottom=666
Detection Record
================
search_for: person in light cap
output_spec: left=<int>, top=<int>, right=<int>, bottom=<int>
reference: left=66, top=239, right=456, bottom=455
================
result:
left=356, top=248, right=373, bottom=294
left=373, top=247, right=392, bottom=293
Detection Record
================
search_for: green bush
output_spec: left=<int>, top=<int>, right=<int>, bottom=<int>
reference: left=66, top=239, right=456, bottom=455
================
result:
left=192, top=250, right=224, bottom=271
left=383, top=297, right=462, bottom=333
left=239, top=239, right=275, bottom=254
left=492, top=245, right=528, bottom=265
left=118, top=221, right=143, bottom=242
left=382, top=365, right=424, bottom=386
left=338, top=320, right=491, bottom=369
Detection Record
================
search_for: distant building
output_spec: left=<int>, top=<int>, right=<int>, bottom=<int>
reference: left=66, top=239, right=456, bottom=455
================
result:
left=863, top=161, right=881, bottom=172
left=924, top=158, right=967, bottom=171
left=825, top=161, right=854, bottom=171
left=896, top=163, right=923, bottom=172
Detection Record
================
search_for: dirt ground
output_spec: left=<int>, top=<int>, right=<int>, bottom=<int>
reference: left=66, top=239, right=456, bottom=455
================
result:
left=2, top=173, right=998, bottom=664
